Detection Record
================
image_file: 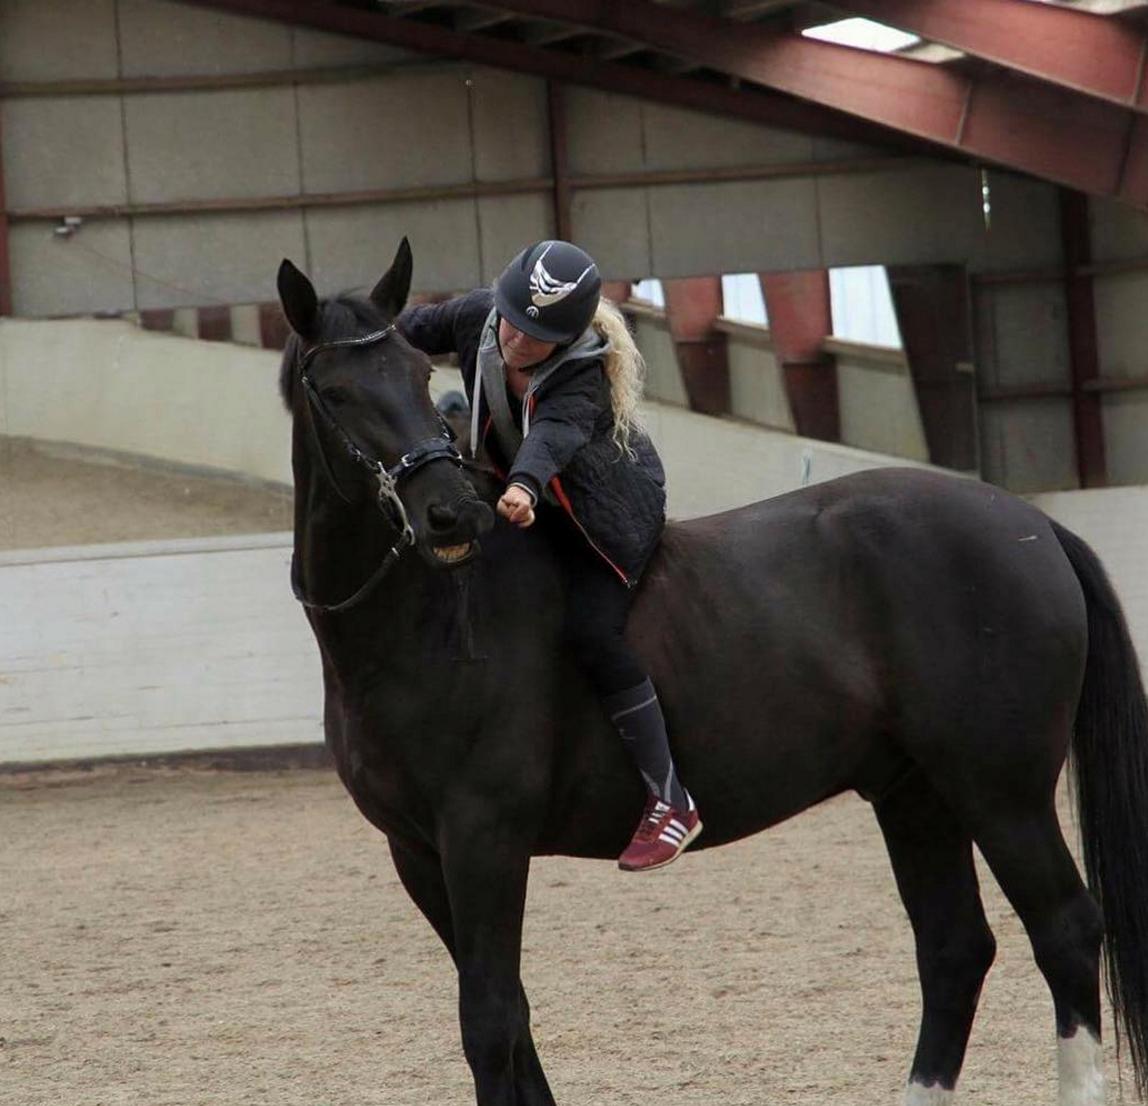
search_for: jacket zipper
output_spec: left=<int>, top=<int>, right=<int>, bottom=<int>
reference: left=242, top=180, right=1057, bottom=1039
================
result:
left=505, top=394, right=633, bottom=588
left=482, top=415, right=507, bottom=480
left=549, top=476, right=634, bottom=589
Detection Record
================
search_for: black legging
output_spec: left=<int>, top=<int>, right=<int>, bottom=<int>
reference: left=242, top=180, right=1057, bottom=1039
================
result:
left=543, top=511, right=648, bottom=696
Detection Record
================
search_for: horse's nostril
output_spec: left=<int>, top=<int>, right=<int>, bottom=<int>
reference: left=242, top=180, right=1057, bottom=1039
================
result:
left=427, top=503, right=458, bottom=531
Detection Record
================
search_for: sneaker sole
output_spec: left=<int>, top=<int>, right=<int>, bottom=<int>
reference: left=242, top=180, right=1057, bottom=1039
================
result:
left=618, top=819, right=704, bottom=873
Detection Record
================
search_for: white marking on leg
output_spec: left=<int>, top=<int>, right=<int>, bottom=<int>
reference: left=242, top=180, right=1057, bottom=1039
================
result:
left=905, top=1082, right=953, bottom=1105
left=1058, top=1027, right=1104, bottom=1106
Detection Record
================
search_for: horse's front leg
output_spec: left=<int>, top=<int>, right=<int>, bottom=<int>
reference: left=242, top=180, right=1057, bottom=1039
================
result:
left=387, top=837, right=555, bottom=1105
left=439, top=809, right=539, bottom=1106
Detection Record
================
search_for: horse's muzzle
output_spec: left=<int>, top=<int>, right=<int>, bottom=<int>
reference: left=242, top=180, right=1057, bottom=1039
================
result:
left=419, top=494, right=493, bottom=568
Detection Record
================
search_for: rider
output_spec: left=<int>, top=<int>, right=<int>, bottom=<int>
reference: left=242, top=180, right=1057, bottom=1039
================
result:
left=397, top=240, right=701, bottom=872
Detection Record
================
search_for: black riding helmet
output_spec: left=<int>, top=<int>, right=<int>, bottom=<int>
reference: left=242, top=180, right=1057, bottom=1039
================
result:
left=495, top=240, right=602, bottom=345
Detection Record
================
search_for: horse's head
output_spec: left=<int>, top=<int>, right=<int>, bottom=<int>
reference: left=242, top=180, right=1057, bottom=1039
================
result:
left=277, top=238, right=493, bottom=569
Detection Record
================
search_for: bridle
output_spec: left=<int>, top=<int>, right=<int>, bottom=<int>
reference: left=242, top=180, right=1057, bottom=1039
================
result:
left=290, top=325, right=464, bottom=613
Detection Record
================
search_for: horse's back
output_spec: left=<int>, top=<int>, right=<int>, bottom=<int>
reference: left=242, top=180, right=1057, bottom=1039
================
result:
left=651, top=466, right=1077, bottom=617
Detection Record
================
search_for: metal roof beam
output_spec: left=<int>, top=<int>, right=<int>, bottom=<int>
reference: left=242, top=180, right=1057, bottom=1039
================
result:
left=469, top=0, right=1148, bottom=207
left=1050, top=1, right=1148, bottom=13
left=596, top=37, right=646, bottom=62
left=520, top=21, right=584, bottom=46
left=454, top=6, right=518, bottom=33
left=835, top=0, right=1148, bottom=112
left=178, top=0, right=921, bottom=151
left=723, top=0, right=796, bottom=17
left=379, top=1, right=444, bottom=15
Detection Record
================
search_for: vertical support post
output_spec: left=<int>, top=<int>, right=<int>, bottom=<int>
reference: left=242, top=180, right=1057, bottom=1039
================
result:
left=1059, top=188, right=1107, bottom=488
left=662, top=275, right=730, bottom=416
left=197, top=305, right=234, bottom=343
left=0, top=107, right=13, bottom=316
left=601, top=280, right=631, bottom=306
left=886, top=264, right=979, bottom=472
left=759, top=270, right=839, bottom=442
left=546, top=81, right=572, bottom=242
left=259, top=302, right=290, bottom=350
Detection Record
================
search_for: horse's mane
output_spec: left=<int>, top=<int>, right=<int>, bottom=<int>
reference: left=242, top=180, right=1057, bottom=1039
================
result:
left=278, top=293, right=391, bottom=412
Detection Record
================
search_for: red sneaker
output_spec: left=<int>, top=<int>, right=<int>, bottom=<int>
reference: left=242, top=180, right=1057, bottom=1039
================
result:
left=618, top=794, right=702, bottom=872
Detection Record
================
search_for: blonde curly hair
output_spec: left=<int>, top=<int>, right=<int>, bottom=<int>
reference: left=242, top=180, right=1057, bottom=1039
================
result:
left=592, top=297, right=646, bottom=456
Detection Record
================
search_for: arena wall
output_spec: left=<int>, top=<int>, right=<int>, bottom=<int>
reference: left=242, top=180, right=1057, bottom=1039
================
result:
left=0, top=535, right=320, bottom=764
left=0, top=314, right=937, bottom=515
left=3, top=474, right=1146, bottom=768
left=2, top=319, right=1146, bottom=765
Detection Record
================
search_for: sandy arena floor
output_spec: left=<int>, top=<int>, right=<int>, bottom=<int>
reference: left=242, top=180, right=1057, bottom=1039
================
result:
left=0, top=764, right=1121, bottom=1106
left=0, top=445, right=1125, bottom=1105
left=0, top=439, right=292, bottom=551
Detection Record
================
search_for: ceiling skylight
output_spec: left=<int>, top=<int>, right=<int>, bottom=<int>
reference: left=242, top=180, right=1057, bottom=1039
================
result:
left=802, top=17, right=920, bottom=53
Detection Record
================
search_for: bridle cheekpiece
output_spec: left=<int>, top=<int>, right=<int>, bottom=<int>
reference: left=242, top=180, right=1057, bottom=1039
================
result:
left=292, top=324, right=464, bottom=613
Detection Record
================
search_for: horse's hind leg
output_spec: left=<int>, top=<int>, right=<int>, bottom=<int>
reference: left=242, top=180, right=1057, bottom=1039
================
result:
left=972, top=804, right=1104, bottom=1106
left=388, top=838, right=556, bottom=1106
left=874, top=773, right=997, bottom=1104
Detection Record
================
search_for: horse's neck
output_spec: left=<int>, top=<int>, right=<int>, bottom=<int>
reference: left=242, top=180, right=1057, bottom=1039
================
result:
left=292, top=454, right=561, bottom=683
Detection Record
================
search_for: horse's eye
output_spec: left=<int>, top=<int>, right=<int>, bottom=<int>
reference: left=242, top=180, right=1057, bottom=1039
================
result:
left=320, top=385, right=352, bottom=407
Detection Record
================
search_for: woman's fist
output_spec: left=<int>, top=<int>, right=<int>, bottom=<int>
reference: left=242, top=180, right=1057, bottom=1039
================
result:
left=497, top=484, right=536, bottom=528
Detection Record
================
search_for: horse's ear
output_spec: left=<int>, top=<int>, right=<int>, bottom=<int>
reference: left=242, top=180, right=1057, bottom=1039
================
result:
left=277, top=258, right=319, bottom=340
left=369, top=237, right=413, bottom=319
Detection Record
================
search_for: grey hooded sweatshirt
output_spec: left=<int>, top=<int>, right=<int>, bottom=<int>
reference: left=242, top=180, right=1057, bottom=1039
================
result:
left=397, top=288, right=666, bottom=586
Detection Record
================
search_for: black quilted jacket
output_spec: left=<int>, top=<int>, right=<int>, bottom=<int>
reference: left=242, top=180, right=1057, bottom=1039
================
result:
left=397, top=289, right=666, bottom=586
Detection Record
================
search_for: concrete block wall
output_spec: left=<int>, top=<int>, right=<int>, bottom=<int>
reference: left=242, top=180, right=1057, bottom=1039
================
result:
left=717, top=319, right=794, bottom=433
left=827, top=337, right=929, bottom=463
left=1031, top=486, right=1148, bottom=668
left=2, top=0, right=1086, bottom=313
left=0, top=317, right=294, bottom=486
left=971, top=195, right=1148, bottom=493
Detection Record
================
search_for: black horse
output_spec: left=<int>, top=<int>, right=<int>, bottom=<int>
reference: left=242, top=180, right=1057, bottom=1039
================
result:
left=277, top=240, right=1148, bottom=1106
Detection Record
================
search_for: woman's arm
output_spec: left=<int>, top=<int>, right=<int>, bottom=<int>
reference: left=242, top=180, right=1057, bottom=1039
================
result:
left=507, top=363, right=609, bottom=499
left=396, top=289, right=492, bottom=357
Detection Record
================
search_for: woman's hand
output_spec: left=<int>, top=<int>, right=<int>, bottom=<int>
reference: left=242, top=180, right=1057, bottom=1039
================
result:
left=497, top=484, right=536, bottom=528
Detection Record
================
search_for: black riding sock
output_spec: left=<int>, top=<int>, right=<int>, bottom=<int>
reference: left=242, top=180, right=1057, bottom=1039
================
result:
left=603, top=678, right=690, bottom=812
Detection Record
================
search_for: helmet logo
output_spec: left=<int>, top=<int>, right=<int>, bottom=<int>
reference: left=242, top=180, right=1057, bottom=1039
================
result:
left=529, top=244, right=594, bottom=310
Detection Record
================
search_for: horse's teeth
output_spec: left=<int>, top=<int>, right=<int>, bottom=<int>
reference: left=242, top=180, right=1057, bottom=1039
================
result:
left=433, top=543, right=472, bottom=563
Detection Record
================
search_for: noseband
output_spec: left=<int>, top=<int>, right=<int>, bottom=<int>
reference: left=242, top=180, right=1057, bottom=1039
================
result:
left=291, top=325, right=464, bottom=613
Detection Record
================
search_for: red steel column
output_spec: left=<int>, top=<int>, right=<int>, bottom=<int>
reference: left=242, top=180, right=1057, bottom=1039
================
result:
left=600, top=280, right=631, bottom=306
left=0, top=107, right=13, bottom=316
left=1059, top=189, right=1108, bottom=488
left=662, top=276, right=730, bottom=416
left=758, top=270, right=839, bottom=442
left=886, top=265, right=979, bottom=471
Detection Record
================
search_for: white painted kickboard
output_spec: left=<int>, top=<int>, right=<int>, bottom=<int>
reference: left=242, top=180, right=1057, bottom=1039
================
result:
left=0, top=534, right=324, bottom=764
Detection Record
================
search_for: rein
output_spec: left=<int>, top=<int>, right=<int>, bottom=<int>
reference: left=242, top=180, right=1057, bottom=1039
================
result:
left=291, top=325, right=464, bottom=614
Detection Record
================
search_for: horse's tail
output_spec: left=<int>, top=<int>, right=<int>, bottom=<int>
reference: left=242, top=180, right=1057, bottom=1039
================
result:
left=1052, top=518, right=1148, bottom=1094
